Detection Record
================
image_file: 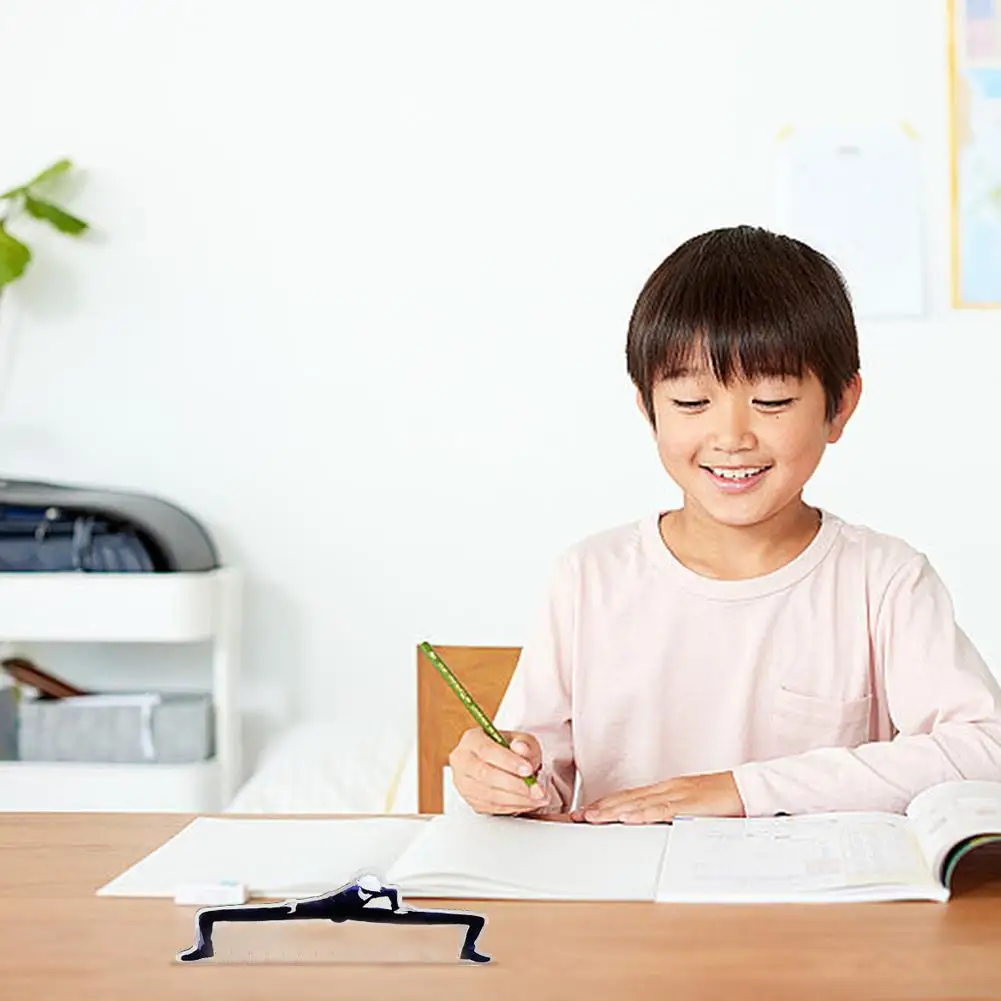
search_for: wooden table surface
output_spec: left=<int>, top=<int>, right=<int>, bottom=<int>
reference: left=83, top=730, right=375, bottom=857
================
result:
left=2, top=812, right=1001, bottom=1000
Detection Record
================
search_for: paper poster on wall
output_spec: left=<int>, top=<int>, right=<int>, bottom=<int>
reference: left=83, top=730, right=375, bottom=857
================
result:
left=773, top=126, right=925, bottom=319
left=948, top=0, right=1001, bottom=308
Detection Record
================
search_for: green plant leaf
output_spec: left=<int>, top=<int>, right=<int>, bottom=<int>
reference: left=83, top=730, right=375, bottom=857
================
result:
left=0, top=225, right=31, bottom=287
left=0, top=185, right=24, bottom=200
left=24, top=195, right=88, bottom=235
left=25, top=158, right=73, bottom=189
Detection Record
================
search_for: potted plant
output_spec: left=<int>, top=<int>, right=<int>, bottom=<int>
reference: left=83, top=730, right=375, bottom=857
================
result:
left=0, top=159, right=89, bottom=308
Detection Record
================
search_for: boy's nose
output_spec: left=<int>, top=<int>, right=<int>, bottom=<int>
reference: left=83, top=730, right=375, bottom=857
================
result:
left=711, top=405, right=756, bottom=451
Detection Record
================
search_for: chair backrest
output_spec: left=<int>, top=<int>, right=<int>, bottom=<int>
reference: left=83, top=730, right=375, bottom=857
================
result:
left=416, top=644, right=521, bottom=813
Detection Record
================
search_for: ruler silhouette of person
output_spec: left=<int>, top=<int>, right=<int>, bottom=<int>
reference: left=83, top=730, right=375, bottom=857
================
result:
left=177, top=873, right=490, bottom=963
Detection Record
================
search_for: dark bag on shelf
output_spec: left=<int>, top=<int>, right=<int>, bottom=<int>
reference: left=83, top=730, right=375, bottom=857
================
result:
left=0, top=478, right=218, bottom=572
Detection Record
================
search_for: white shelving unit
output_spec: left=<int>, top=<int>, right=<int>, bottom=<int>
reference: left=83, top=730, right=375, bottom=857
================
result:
left=0, top=567, right=241, bottom=812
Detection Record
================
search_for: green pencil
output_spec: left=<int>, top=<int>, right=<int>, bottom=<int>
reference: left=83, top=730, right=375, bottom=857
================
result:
left=419, top=640, right=537, bottom=787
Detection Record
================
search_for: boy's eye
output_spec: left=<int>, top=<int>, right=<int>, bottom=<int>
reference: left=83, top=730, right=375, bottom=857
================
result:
left=668, top=397, right=797, bottom=412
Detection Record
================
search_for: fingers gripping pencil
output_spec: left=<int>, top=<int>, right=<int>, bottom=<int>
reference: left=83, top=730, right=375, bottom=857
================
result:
left=419, top=641, right=537, bottom=787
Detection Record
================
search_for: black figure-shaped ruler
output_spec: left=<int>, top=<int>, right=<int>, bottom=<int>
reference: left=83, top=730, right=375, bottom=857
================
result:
left=177, top=873, right=490, bottom=964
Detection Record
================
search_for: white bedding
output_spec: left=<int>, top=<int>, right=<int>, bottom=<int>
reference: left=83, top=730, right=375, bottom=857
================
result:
left=226, top=719, right=480, bottom=815
left=226, top=721, right=416, bottom=815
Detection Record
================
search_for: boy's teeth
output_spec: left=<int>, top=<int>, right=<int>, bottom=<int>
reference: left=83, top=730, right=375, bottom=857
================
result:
left=712, top=468, right=764, bottom=480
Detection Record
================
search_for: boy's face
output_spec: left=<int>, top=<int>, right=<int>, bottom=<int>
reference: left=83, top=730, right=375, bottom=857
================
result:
left=640, top=363, right=860, bottom=529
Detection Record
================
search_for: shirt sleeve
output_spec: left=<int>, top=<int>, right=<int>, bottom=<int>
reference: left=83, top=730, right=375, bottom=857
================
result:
left=732, top=554, right=1001, bottom=817
left=493, top=551, right=578, bottom=814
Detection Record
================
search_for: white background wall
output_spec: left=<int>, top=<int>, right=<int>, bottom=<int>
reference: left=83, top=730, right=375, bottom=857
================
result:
left=0, top=1, right=997, bottom=781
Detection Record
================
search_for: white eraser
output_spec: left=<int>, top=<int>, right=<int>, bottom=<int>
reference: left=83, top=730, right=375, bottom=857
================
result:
left=174, top=881, right=248, bottom=906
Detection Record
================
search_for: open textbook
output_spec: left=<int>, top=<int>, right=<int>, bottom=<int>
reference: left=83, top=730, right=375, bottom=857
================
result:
left=97, top=780, right=1001, bottom=904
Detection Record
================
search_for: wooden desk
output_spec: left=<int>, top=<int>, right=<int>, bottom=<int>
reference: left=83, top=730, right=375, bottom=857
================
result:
left=2, top=813, right=1001, bottom=1000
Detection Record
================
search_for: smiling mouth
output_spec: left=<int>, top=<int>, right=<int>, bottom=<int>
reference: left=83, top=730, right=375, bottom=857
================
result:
left=700, top=464, right=773, bottom=481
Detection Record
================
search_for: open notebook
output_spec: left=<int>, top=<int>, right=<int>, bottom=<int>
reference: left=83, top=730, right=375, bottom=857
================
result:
left=98, top=780, right=1001, bottom=903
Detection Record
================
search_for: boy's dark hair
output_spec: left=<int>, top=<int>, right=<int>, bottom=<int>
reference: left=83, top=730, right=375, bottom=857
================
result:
left=626, top=225, right=860, bottom=426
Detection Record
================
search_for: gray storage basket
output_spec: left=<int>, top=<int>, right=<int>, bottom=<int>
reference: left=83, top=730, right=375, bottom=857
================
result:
left=17, top=692, right=214, bottom=764
left=0, top=686, right=16, bottom=760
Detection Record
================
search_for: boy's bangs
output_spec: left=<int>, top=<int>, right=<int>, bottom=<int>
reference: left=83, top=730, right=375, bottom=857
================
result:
left=654, top=320, right=811, bottom=387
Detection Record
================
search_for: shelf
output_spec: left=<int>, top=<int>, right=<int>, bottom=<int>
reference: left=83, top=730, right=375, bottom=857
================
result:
left=0, top=566, right=243, bottom=812
left=0, top=759, right=221, bottom=812
left=0, top=570, right=223, bottom=642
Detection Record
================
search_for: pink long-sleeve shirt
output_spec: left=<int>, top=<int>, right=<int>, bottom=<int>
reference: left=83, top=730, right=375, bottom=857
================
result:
left=493, top=509, right=1001, bottom=817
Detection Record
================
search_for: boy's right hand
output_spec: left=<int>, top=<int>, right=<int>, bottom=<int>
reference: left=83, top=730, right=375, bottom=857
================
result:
left=448, top=728, right=549, bottom=814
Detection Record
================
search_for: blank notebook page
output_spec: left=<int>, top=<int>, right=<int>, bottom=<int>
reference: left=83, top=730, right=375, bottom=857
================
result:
left=386, top=814, right=671, bottom=900
left=96, top=817, right=429, bottom=898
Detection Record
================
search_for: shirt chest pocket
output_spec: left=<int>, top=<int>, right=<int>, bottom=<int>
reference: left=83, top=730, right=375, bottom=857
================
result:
left=768, top=685, right=873, bottom=753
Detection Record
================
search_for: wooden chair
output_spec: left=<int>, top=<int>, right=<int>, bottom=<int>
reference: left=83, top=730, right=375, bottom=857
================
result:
left=416, top=644, right=521, bottom=813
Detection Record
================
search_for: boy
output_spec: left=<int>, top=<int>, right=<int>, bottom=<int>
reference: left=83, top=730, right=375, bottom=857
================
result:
left=449, top=225, right=1001, bottom=823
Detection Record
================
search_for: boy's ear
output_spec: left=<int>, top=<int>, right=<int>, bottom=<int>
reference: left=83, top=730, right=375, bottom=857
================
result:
left=827, top=373, right=862, bottom=443
left=635, top=387, right=655, bottom=429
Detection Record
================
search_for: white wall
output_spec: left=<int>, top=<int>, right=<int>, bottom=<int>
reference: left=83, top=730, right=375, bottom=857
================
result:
left=0, top=1, right=997, bottom=780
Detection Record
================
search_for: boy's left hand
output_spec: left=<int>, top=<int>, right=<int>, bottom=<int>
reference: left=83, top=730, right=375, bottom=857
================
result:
left=570, top=771, right=745, bottom=824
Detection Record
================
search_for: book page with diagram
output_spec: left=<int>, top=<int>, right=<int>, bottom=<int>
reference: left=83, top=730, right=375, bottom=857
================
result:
left=906, top=780, right=1001, bottom=885
left=655, top=812, right=946, bottom=903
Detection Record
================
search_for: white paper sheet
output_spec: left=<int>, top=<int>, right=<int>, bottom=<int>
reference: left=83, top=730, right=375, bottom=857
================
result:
left=96, top=816, right=430, bottom=898
left=774, top=126, right=925, bottom=318
left=386, top=813, right=672, bottom=900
